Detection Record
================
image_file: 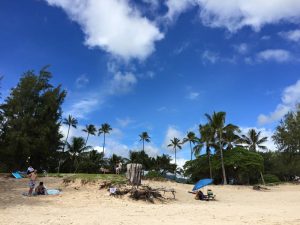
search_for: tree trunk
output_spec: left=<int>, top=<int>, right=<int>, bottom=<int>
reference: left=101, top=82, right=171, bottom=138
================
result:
left=126, top=163, right=142, bottom=186
left=142, top=140, right=144, bottom=151
left=85, top=133, right=90, bottom=146
left=219, top=130, right=227, bottom=185
left=103, top=133, right=106, bottom=155
left=207, top=147, right=213, bottom=179
left=190, top=141, right=192, bottom=160
left=58, top=125, right=70, bottom=173
left=174, top=147, right=177, bottom=178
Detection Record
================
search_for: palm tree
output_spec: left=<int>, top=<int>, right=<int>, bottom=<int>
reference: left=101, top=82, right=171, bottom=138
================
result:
left=58, top=115, right=78, bottom=173
left=98, top=123, right=112, bottom=155
left=66, top=137, right=91, bottom=173
left=139, top=131, right=151, bottom=151
left=240, top=129, right=268, bottom=151
left=167, top=137, right=182, bottom=173
left=63, top=115, right=78, bottom=151
left=199, top=124, right=215, bottom=179
left=205, top=111, right=239, bottom=185
left=223, top=127, right=241, bottom=150
left=182, top=131, right=197, bottom=160
left=82, top=124, right=97, bottom=145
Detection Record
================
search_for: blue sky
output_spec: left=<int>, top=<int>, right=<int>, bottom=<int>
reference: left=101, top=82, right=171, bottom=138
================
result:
left=1, top=0, right=300, bottom=166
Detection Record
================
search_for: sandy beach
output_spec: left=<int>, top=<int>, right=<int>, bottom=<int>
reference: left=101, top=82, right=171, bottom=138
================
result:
left=0, top=175, right=300, bottom=225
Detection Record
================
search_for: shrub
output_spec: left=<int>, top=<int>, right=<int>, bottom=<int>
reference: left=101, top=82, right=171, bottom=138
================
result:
left=144, top=171, right=165, bottom=181
left=263, top=174, right=280, bottom=183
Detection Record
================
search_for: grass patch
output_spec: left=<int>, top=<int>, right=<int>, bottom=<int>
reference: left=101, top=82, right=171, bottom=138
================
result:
left=47, top=173, right=127, bottom=185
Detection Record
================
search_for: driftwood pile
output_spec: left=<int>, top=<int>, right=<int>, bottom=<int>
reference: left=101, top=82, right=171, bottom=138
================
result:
left=99, top=183, right=176, bottom=202
left=253, top=185, right=270, bottom=191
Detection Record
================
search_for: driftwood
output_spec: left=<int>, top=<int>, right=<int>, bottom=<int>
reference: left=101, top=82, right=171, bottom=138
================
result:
left=108, top=185, right=176, bottom=202
left=130, top=186, right=176, bottom=202
left=99, top=181, right=112, bottom=189
left=126, top=163, right=142, bottom=186
left=253, top=185, right=270, bottom=191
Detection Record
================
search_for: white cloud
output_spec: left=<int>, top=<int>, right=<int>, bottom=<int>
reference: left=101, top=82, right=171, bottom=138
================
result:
left=187, top=91, right=200, bottom=100
left=173, top=42, right=190, bottom=55
left=202, top=50, right=219, bottom=64
left=240, top=127, right=276, bottom=151
left=234, top=43, right=249, bottom=54
left=256, top=49, right=293, bottom=63
left=171, top=158, right=187, bottom=168
left=162, top=126, right=185, bottom=150
left=64, top=62, right=138, bottom=119
left=165, top=0, right=300, bottom=31
left=75, top=74, right=89, bottom=88
left=258, top=80, right=300, bottom=125
left=261, top=35, right=271, bottom=40
left=46, top=0, right=164, bottom=60
left=165, top=0, right=195, bottom=21
left=279, top=29, right=300, bottom=42
left=64, top=98, right=99, bottom=119
left=116, top=117, right=135, bottom=127
left=107, top=71, right=137, bottom=95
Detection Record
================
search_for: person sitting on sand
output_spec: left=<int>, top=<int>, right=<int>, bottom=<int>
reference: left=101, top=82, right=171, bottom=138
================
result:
left=27, top=170, right=37, bottom=196
left=35, top=182, right=47, bottom=195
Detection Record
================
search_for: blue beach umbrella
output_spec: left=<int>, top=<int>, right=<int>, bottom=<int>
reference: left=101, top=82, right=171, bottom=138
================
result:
left=192, top=178, right=213, bottom=191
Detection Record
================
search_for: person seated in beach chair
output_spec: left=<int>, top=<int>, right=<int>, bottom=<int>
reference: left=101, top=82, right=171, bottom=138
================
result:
left=207, top=189, right=216, bottom=200
left=194, top=190, right=207, bottom=201
left=35, top=182, right=47, bottom=195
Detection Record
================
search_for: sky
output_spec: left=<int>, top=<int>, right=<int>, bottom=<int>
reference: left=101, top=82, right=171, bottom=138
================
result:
left=1, top=0, right=300, bottom=167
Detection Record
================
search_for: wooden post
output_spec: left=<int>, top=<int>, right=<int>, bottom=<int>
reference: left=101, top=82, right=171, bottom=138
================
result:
left=126, top=163, right=142, bottom=186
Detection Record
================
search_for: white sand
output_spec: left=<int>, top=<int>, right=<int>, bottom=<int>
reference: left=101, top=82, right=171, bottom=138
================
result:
left=0, top=175, right=300, bottom=225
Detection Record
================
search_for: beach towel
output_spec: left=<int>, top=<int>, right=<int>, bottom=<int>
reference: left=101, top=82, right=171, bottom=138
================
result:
left=12, top=172, right=23, bottom=179
left=47, top=189, right=60, bottom=195
left=22, top=189, right=61, bottom=196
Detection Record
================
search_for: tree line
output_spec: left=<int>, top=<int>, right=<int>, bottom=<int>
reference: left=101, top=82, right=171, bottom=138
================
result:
left=0, top=68, right=299, bottom=185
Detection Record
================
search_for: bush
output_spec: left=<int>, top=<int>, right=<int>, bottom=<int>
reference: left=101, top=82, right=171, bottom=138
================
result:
left=144, top=171, right=165, bottom=181
left=263, top=174, right=280, bottom=183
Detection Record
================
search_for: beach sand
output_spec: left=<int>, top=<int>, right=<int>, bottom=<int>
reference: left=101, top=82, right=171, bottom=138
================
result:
left=0, top=175, right=300, bottom=225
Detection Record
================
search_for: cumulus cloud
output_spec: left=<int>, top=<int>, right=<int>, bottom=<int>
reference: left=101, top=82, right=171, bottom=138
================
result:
left=162, top=126, right=184, bottom=150
left=256, top=49, right=293, bottom=63
left=45, top=0, right=164, bottom=60
left=258, top=80, right=300, bottom=125
left=279, top=29, right=300, bottom=42
left=165, top=0, right=300, bottom=31
left=165, top=0, right=195, bottom=21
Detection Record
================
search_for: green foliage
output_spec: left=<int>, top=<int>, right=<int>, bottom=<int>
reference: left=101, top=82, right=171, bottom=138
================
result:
left=273, top=105, right=300, bottom=155
left=262, top=174, right=280, bottom=184
left=0, top=67, right=66, bottom=171
left=129, top=150, right=175, bottom=173
left=184, top=147, right=264, bottom=184
left=144, top=171, right=165, bottom=180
